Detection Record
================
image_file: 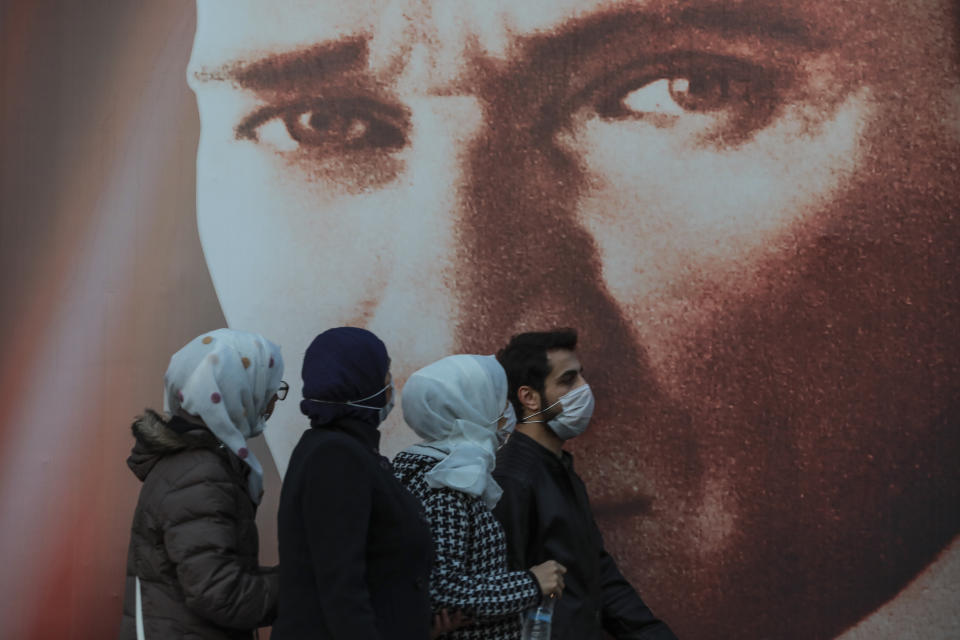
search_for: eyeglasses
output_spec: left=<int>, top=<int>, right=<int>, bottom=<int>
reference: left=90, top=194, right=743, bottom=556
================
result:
left=276, top=381, right=289, bottom=401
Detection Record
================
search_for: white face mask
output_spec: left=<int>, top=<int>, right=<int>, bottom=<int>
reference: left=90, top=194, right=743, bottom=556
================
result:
left=495, top=403, right=518, bottom=448
left=377, top=388, right=395, bottom=422
left=522, top=383, right=595, bottom=440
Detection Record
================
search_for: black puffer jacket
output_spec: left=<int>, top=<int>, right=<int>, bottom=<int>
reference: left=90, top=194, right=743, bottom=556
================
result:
left=117, top=409, right=278, bottom=640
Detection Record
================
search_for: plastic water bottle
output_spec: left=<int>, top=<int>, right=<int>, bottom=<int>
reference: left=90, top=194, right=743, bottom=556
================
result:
left=521, top=596, right=555, bottom=640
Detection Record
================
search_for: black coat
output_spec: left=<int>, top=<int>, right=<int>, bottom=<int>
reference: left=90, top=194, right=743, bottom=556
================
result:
left=493, top=432, right=677, bottom=640
left=272, top=418, right=434, bottom=640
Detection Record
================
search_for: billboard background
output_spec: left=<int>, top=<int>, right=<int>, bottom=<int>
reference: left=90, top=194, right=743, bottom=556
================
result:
left=0, top=4, right=283, bottom=638
left=1, top=2, right=957, bottom=639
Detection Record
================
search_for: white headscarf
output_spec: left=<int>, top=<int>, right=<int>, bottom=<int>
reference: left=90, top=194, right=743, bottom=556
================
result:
left=401, top=354, right=507, bottom=509
left=163, top=329, right=284, bottom=503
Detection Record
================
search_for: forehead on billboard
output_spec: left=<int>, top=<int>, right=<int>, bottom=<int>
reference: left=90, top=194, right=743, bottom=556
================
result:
left=187, top=0, right=956, bottom=91
left=189, top=0, right=655, bottom=60
left=184, top=0, right=868, bottom=70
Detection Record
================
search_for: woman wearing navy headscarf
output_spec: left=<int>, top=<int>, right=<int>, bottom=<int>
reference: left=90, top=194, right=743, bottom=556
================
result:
left=271, top=327, right=434, bottom=640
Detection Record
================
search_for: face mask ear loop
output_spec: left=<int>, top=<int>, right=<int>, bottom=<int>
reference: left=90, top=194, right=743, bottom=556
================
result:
left=519, top=397, right=563, bottom=424
left=306, top=381, right=393, bottom=411
left=350, top=382, right=391, bottom=405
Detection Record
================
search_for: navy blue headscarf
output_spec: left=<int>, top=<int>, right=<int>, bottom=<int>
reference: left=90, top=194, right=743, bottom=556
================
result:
left=300, top=327, right=391, bottom=428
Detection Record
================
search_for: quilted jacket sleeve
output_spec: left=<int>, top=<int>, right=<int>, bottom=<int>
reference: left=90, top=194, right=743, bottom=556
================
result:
left=160, top=453, right=278, bottom=629
left=424, top=489, right=540, bottom=620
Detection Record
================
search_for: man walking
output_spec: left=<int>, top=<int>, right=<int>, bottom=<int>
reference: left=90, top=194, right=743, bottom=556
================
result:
left=494, top=329, right=676, bottom=640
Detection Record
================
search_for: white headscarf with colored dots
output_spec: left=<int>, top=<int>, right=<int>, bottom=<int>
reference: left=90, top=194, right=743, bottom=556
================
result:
left=163, top=329, right=284, bottom=503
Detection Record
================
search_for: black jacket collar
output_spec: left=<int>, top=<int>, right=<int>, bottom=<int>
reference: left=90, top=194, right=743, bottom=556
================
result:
left=318, top=416, right=382, bottom=454
left=506, top=431, right=575, bottom=471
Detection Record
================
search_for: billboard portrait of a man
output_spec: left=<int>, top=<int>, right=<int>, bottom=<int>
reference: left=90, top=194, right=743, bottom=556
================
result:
left=187, top=0, right=959, bottom=637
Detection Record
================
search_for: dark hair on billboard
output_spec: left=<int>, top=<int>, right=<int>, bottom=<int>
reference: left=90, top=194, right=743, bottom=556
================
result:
left=496, top=329, right=578, bottom=417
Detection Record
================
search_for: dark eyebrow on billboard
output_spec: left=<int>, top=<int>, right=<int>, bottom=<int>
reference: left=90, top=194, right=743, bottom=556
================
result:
left=524, top=0, right=825, bottom=58
left=674, top=1, right=820, bottom=43
left=192, top=37, right=369, bottom=91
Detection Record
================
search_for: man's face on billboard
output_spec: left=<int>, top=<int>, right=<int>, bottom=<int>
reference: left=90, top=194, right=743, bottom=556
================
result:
left=188, top=0, right=960, bottom=637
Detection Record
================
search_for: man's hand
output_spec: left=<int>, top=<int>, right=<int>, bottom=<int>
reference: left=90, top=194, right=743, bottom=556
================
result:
left=530, top=560, right=567, bottom=597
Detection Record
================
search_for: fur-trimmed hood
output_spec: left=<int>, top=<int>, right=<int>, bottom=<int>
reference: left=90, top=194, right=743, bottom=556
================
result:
left=127, top=409, right=222, bottom=481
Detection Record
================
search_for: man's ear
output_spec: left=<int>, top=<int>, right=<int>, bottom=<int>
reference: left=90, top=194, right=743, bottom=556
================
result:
left=516, top=385, right=541, bottom=416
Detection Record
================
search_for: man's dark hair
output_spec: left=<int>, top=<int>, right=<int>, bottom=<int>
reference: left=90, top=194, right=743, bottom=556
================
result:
left=496, top=329, right=578, bottom=417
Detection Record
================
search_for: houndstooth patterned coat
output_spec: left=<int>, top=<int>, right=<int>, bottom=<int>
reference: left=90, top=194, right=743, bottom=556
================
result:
left=394, top=451, right=541, bottom=639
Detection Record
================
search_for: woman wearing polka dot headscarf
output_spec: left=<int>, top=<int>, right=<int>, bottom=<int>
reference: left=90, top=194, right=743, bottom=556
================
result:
left=118, top=329, right=286, bottom=640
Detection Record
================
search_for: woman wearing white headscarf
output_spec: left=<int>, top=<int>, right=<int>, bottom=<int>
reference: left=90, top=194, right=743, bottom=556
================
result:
left=393, top=354, right=566, bottom=640
left=118, top=329, right=286, bottom=640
